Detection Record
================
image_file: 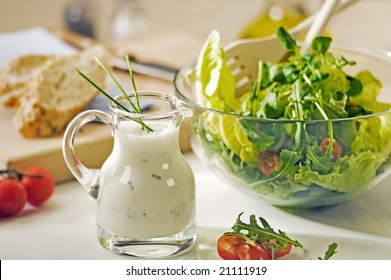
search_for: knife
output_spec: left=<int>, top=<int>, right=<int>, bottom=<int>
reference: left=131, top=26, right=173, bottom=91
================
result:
left=54, top=29, right=178, bottom=81
left=110, top=56, right=177, bottom=82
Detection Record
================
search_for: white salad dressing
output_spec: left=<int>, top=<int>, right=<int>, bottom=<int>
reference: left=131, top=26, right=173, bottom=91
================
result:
left=97, top=120, right=195, bottom=238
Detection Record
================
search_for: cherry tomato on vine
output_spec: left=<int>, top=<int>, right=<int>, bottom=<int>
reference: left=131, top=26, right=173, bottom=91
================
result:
left=21, top=167, right=55, bottom=207
left=237, top=243, right=271, bottom=260
left=320, top=137, right=343, bottom=162
left=258, top=151, right=281, bottom=177
left=217, top=235, right=245, bottom=260
left=0, top=179, right=27, bottom=218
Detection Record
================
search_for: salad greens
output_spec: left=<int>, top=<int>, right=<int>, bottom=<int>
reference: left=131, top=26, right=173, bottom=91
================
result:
left=194, top=27, right=391, bottom=204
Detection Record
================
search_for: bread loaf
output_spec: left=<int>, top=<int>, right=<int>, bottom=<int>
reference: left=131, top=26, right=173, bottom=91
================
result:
left=7, top=46, right=110, bottom=138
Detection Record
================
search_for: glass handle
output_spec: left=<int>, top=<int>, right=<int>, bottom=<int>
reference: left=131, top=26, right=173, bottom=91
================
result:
left=62, top=110, right=112, bottom=199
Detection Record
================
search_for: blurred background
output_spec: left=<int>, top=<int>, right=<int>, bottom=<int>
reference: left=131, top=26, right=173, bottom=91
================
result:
left=0, top=0, right=390, bottom=50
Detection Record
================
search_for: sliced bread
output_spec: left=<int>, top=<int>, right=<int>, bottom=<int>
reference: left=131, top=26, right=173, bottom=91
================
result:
left=12, top=45, right=109, bottom=138
left=0, top=55, right=53, bottom=107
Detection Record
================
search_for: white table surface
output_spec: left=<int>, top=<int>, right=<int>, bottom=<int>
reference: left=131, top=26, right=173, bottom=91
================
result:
left=1, top=151, right=391, bottom=260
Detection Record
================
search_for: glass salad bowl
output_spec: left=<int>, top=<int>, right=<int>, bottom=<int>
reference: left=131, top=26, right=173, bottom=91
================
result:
left=174, top=36, right=391, bottom=208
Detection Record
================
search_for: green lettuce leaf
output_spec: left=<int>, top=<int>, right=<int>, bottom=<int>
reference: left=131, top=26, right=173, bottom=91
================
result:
left=352, top=116, right=391, bottom=156
left=351, top=70, right=383, bottom=112
left=201, top=112, right=258, bottom=165
left=195, top=30, right=238, bottom=112
left=294, top=151, right=386, bottom=193
left=350, top=70, right=391, bottom=156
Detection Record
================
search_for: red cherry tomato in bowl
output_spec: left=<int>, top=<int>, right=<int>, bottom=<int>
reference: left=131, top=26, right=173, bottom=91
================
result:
left=320, top=137, right=343, bottom=162
left=21, top=167, right=55, bottom=207
left=0, top=179, right=27, bottom=218
left=258, top=151, right=280, bottom=177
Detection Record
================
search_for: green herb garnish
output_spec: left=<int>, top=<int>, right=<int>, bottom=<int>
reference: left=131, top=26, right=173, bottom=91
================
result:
left=225, top=212, right=303, bottom=260
left=318, top=242, right=338, bottom=260
left=76, top=55, right=153, bottom=132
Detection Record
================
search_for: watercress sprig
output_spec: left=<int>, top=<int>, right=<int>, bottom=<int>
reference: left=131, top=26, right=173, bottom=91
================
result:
left=76, top=55, right=153, bottom=132
left=274, top=27, right=336, bottom=155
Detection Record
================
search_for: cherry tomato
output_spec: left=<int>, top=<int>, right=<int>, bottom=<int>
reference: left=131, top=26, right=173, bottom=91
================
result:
left=21, top=167, right=55, bottom=207
left=217, top=235, right=245, bottom=260
left=237, top=243, right=271, bottom=260
left=320, top=137, right=343, bottom=162
left=0, top=179, right=27, bottom=218
left=258, top=151, right=280, bottom=177
left=263, top=241, right=292, bottom=259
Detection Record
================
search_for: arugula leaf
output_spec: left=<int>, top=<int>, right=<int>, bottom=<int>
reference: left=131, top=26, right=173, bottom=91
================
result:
left=306, top=144, right=334, bottom=174
left=278, top=149, right=301, bottom=176
left=318, top=243, right=338, bottom=260
left=227, top=213, right=303, bottom=249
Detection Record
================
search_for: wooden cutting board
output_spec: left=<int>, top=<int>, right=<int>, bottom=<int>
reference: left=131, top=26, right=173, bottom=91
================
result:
left=0, top=30, right=201, bottom=182
left=0, top=106, right=114, bottom=182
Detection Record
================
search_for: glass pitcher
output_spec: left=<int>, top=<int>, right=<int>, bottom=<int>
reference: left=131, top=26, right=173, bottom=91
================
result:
left=62, top=91, right=196, bottom=258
